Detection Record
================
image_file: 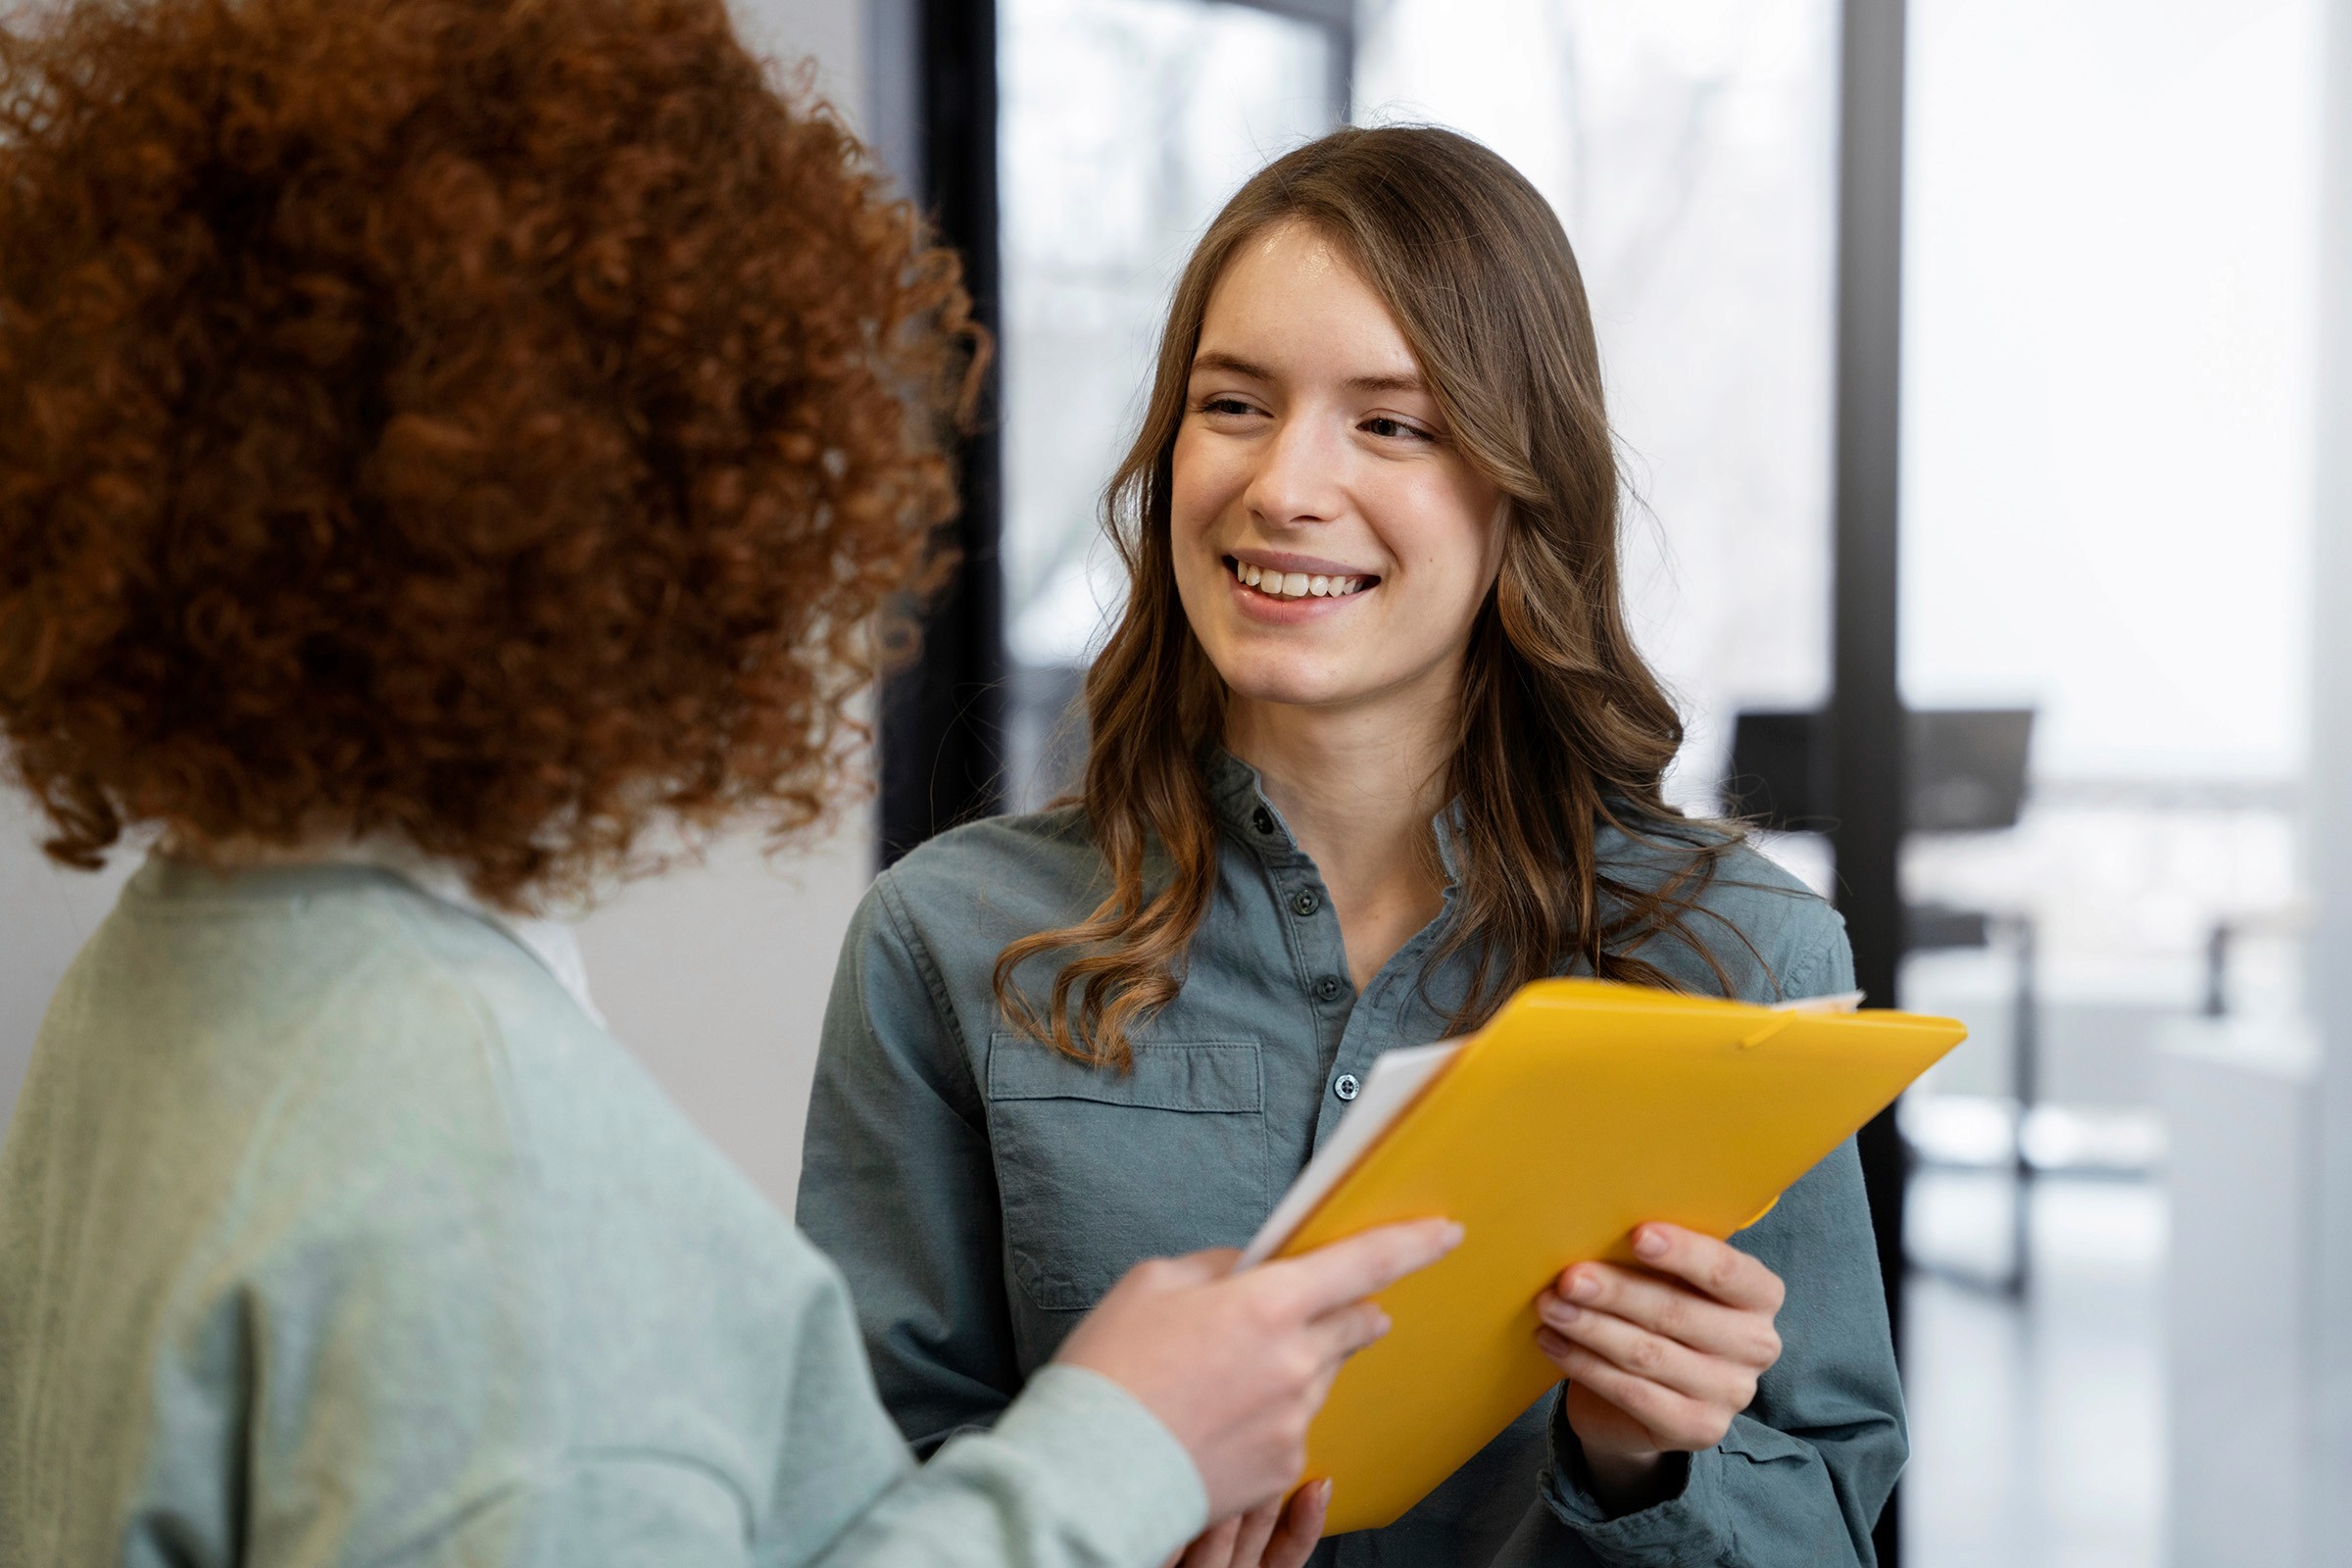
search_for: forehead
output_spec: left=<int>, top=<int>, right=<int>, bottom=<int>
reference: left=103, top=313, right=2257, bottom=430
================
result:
left=1194, top=220, right=1422, bottom=386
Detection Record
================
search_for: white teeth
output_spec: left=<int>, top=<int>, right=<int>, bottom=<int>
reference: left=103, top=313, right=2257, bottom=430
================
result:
left=1228, top=560, right=1374, bottom=599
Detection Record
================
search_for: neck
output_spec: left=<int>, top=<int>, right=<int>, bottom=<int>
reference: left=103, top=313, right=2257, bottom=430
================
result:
left=1224, top=679, right=1457, bottom=987
left=1226, top=699, right=1451, bottom=865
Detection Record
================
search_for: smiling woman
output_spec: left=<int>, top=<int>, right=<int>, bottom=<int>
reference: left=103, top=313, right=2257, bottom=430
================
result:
left=1173, top=221, right=1504, bottom=759
left=801, top=126, right=1906, bottom=1568
left=999, top=130, right=1729, bottom=1064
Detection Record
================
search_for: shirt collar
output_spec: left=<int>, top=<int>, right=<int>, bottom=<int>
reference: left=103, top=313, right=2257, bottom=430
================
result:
left=1204, top=748, right=1288, bottom=846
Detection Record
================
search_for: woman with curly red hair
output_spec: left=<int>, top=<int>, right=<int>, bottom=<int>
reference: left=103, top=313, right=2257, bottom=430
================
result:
left=0, top=2, right=1455, bottom=1563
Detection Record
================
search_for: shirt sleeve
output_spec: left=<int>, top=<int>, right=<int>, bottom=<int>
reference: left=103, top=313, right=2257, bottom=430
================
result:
left=1500, top=918, right=1909, bottom=1567
left=796, top=874, right=1025, bottom=1452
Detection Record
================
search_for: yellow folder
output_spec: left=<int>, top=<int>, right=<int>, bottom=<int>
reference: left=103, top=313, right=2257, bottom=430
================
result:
left=1250, top=978, right=1966, bottom=1535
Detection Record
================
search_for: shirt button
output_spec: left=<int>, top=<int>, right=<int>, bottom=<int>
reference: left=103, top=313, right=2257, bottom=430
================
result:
left=1290, top=889, right=1321, bottom=917
left=1251, top=807, right=1275, bottom=834
left=1334, top=1073, right=1361, bottom=1102
left=1314, top=975, right=1344, bottom=1003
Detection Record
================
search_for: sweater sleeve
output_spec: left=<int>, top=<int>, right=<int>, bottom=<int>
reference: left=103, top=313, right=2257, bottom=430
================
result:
left=332, top=1243, right=1208, bottom=1568
left=773, top=1238, right=1207, bottom=1568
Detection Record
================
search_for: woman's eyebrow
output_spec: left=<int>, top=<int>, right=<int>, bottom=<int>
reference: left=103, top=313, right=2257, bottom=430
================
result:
left=1190, top=352, right=1426, bottom=397
left=1190, top=350, right=1275, bottom=381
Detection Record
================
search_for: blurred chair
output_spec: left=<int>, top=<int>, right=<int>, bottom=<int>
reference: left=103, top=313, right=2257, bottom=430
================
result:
left=1725, top=706, right=2039, bottom=1294
left=1722, top=707, right=2034, bottom=837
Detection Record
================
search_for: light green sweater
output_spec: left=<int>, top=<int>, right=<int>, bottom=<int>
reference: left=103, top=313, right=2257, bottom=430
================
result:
left=0, top=856, right=1206, bottom=1566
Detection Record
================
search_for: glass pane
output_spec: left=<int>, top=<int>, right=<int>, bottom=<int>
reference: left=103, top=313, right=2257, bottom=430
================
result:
left=1357, top=0, right=1841, bottom=876
left=998, top=0, right=1338, bottom=806
left=1897, top=2, right=2319, bottom=1557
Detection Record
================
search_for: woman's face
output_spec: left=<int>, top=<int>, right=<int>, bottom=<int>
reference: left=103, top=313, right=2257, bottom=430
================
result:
left=1171, top=220, right=1505, bottom=726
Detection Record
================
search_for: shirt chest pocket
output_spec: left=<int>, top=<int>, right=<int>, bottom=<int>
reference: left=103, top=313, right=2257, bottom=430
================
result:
left=986, top=1036, right=1271, bottom=1313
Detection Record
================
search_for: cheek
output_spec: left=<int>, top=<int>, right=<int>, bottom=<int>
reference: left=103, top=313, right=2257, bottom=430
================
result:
left=1170, top=427, right=1243, bottom=537
left=1382, top=480, right=1503, bottom=611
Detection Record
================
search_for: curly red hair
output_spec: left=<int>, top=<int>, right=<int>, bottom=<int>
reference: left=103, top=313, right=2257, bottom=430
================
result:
left=0, top=0, right=975, bottom=904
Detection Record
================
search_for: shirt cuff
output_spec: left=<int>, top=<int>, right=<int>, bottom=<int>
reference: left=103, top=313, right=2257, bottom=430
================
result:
left=988, top=1364, right=1209, bottom=1563
left=1540, top=1390, right=1737, bottom=1565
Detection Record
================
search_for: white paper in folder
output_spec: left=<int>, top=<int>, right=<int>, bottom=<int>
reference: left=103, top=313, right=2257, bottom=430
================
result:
left=1237, top=1039, right=1461, bottom=1269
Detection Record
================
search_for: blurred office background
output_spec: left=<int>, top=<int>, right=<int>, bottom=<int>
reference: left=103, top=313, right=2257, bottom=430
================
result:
left=955, top=3, right=2349, bottom=1562
left=4, top=1, right=2350, bottom=1564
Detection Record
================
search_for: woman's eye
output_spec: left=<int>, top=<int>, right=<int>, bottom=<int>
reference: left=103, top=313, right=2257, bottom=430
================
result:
left=1200, top=397, right=1258, bottom=417
left=1363, top=416, right=1433, bottom=441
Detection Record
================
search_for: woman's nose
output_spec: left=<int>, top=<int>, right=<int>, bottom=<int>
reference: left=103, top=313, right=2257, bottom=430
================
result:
left=1243, top=413, right=1346, bottom=528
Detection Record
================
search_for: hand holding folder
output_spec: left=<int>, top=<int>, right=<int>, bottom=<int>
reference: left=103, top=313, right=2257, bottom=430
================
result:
left=1238, top=978, right=1966, bottom=1535
left=1535, top=1215, right=1791, bottom=1510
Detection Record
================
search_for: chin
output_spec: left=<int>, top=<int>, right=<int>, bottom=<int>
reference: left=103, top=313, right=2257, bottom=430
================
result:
left=1213, top=662, right=1361, bottom=711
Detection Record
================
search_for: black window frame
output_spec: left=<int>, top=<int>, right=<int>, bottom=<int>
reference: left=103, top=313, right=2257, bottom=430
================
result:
left=866, top=0, right=1352, bottom=866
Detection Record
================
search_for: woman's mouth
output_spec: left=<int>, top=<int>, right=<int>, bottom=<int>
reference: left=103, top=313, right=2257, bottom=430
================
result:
left=1224, top=557, right=1377, bottom=601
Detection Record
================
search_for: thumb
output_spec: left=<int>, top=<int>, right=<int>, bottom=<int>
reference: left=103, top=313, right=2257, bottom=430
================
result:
left=1265, top=1480, right=1332, bottom=1568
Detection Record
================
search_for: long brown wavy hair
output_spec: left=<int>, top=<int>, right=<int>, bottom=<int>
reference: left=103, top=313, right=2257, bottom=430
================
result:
left=994, top=125, right=1742, bottom=1067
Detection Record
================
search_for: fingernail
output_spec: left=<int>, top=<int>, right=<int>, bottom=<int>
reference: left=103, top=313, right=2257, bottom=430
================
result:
left=1316, top=1479, right=1335, bottom=1503
left=1567, top=1270, right=1600, bottom=1303
left=1441, top=1220, right=1467, bottom=1248
left=1543, top=1296, right=1581, bottom=1325
left=1634, top=1226, right=1670, bottom=1260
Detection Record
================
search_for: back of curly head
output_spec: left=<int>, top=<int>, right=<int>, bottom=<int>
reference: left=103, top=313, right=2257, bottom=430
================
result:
left=0, top=0, right=975, bottom=906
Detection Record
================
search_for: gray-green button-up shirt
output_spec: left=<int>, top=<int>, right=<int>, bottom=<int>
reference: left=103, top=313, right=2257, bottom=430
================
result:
left=799, top=754, right=1905, bottom=1567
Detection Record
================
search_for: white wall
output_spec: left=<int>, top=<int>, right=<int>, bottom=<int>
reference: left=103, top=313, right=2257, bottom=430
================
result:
left=574, top=817, right=872, bottom=1216
left=733, top=0, right=865, bottom=124
left=0, top=0, right=878, bottom=1220
left=2306, top=0, right=2352, bottom=1552
left=0, top=798, right=141, bottom=1142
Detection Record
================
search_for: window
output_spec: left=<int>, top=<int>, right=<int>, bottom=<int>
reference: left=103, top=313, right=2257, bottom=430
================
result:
left=996, top=0, right=1345, bottom=806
